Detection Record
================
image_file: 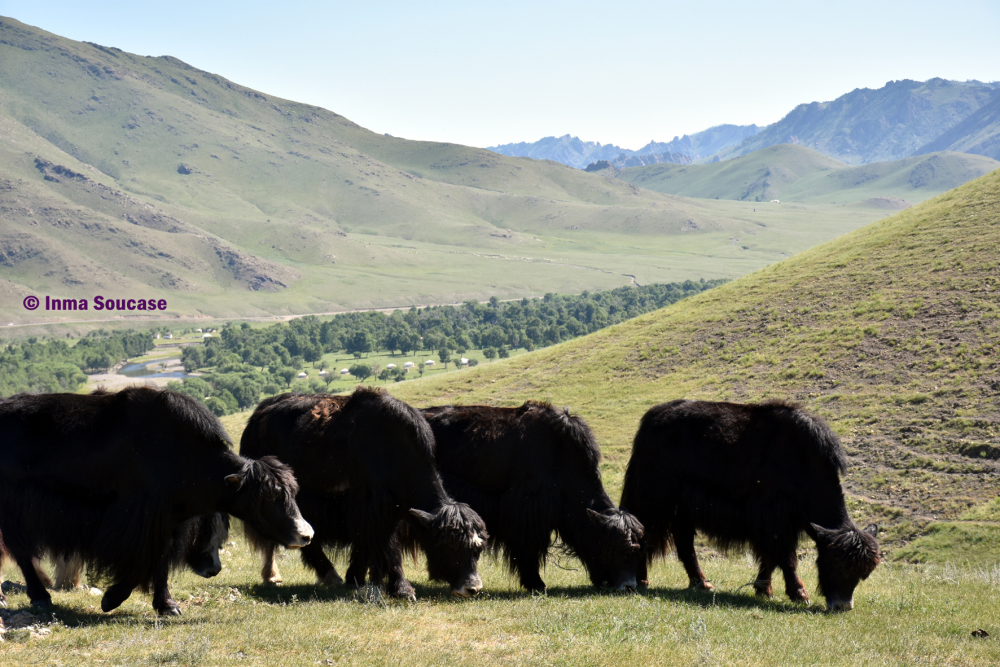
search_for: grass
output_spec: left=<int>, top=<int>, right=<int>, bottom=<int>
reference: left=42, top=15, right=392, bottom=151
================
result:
left=2, top=536, right=999, bottom=665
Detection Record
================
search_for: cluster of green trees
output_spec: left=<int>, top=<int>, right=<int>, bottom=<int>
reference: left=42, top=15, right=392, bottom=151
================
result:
left=0, top=330, right=154, bottom=396
left=172, top=279, right=725, bottom=415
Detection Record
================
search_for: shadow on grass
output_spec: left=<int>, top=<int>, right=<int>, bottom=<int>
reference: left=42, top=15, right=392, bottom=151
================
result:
left=639, top=585, right=826, bottom=614
left=241, top=579, right=824, bottom=615
left=0, top=596, right=216, bottom=629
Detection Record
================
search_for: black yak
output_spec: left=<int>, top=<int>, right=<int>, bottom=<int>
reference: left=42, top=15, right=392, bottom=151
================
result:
left=620, top=399, right=880, bottom=611
left=0, top=387, right=313, bottom=614
left=239, top=389, right=487, bottom=600
left=421, top=402, right=644, bottom=593
left=1, top=513, right=229, bottom=612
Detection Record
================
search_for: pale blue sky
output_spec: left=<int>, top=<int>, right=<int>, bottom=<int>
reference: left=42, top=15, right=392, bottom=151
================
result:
left=2, top=1, right=998, bottom=150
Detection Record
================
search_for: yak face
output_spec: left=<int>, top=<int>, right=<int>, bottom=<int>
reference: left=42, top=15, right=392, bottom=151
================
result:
left=226, top=456, right=313, bottom=549
left=185, top=513, right=230, bottom=578
left=812, top=522, right=880, bottom=612
left=579, top=508, right=644, bottom=592
left=409, top=502, right=487, bottom=598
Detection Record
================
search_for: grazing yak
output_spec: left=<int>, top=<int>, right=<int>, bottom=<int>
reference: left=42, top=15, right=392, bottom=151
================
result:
left=0, top=387, right=313, bottom=614
left=421, top=402, right=644, bottom=593
left=240, top=389, right=487, bottom=600
left=1, top=513, right=229, bottom=596
left=621, top=399, right=880, bottom=612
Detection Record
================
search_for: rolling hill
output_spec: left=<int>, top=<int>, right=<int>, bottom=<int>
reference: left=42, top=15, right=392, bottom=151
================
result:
left=385, top=168, right=1000, bottom=555
left=0, top=16, right=902, bottom=324
left=719, top=78, right=1000, bottom=164
left=613, top=144, right=1000, bottom=205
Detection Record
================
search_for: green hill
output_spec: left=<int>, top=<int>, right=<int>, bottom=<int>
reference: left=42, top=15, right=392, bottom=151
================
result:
left=615, top=144, right=1000, bottom=206
left=385, top=168, right=1000, bottom=556
left=0, top=17, right=906, bottom=323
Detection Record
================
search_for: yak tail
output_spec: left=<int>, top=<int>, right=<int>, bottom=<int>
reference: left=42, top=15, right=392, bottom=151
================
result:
left=396, top=522, right=420, bottom=564
left=620, top=413, right=673, bottom=564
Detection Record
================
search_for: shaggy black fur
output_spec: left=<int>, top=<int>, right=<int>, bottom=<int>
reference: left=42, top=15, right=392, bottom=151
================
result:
left=620, top=399, right=880, bottom=610
left=0, top=387, right=311, bottom=615
left=421, top=401, right=644, bottom=592
left=239, top=388, right=486, bottom=599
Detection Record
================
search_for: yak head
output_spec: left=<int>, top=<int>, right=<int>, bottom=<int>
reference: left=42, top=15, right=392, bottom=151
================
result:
left=408, top=502, right=488, bottom=598
left=574, top=507, right=645, bottom=592
left=225, top=456, right=313, bottom=549
left=185, top=513, right=230, bottom=578
left=811, top=522, right=880, bottom=612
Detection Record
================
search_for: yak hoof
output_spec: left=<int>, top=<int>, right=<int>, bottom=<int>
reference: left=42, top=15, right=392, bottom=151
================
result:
left=789, top=588, right=810, bottom=603
left=387, top=580, right=416, bottom=600
left=101, top=586, right=132, bottom=613
left=30, top=597, right=54, bottom=611
left=754, top=585, right=774, bottom=598
left=319, top=570, right=344, bottom=586
left=156, top=600, right=183, bottom=616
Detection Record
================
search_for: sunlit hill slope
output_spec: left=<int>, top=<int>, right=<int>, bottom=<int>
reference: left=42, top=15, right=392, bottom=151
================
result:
left=385, top=169, right=1000, bottom=557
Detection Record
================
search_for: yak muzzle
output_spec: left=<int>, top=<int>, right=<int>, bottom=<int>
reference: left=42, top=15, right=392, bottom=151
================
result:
left=285, top=519, right=315, bottom=549
left=827, top=598, right=855, bottom=612
left=451, top=575, right=483, bottom=598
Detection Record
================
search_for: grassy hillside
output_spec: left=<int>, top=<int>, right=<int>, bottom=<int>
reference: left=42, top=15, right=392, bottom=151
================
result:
left=615, top=144, right=1000, bottom=205
left=375, top=168, right=1000, bottom=556
left=0, top=17, right=912, bottom=323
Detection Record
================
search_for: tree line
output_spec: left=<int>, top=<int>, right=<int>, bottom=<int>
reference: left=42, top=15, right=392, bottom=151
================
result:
left=170, top=279, right=726, bottom=416
left=0, top=330, right=155, bottom=396
left=0, top=280, right=724, bottom=408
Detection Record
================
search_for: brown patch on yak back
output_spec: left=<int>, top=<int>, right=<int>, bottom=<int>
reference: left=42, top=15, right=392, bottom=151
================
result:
left=308, top=395, right=349, bottom=425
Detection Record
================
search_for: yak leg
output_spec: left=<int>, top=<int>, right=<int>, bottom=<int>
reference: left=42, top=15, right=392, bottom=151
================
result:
left=673, top=521, right=713, bottom=591
left=150, top=555, right=182, bottom=616
left=637, top=558, right=649, bottom=588
left=752, top=555, right=775, bottom=597
left=779, top=552, right=810, bottom=603
left=31, top=557, right=54, bottom=589
left=101, top=579, right=138, bottom=612
left=356, top=524, right=413, bottom=600
left=299, top=542, right=343, bottom=586
left=13, top=551, right=52, bottom=609
left=343, top=554, right=368, bottom=588
left=510, top=547, right=546, bottom=594
left=259, top=542, right=283, bottom=586
left=371, top=542, right=414, bottom=601
left=54, top=553, right=84, bottom=590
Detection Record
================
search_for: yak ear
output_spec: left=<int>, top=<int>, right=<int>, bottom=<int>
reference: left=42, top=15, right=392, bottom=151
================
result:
left=810, top=523, right=837, bottom=542
left=224, top=474, right=242, bottom=489
left=409, top=508, right=435, bottom=527
left=863, top=523, right=879, bottom=537
left=586, top=508, right=611, bottom=525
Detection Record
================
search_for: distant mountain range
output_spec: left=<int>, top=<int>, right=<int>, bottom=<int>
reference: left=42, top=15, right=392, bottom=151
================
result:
left=722, top=78, right=1000, bottom=164
left=493, top=79, right=1000, bottom=169
left=488, top=124, right=760, bottom=169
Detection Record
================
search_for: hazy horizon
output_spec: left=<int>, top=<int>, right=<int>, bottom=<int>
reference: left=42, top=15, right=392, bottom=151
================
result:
left=2, top=0, right=999, bottom=151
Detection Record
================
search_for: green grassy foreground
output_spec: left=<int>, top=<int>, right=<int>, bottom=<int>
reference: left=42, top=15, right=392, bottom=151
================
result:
left=2, top=536, right=998, bottom=665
